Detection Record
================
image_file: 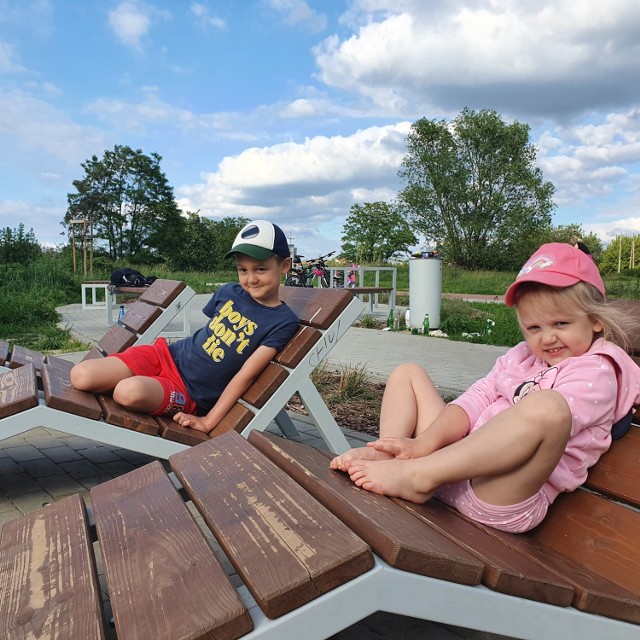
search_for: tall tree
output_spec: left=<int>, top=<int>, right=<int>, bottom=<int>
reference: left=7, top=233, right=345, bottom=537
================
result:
left=0, top=224, right=42, bottom=265
left=341, top=201, right=417, bottom=263
left=167, top=214, right=248, bottom=271
left=398, top=108, right=555, bottom=270
left=65, top=145, right=184, bottom=262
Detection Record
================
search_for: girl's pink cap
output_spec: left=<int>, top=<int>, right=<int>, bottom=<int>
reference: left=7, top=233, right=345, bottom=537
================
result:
left=504, top=243, right=605, bottom=307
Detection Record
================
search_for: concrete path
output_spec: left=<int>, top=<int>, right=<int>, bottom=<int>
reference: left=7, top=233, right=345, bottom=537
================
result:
left=0, top=294, right=512, bottom=640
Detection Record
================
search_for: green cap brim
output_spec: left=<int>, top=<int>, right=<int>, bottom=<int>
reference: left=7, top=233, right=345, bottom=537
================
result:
left=225, top=244, right=276, bottom=260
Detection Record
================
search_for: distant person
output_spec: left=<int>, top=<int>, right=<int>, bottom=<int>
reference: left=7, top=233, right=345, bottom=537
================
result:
left=70, top=220, right=299, bottom=434
left=331, top=243, right=640, bottom=533
left=571, top=235, right=592, bottom=256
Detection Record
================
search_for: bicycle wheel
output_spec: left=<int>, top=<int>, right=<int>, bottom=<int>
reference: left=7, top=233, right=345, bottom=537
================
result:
left=285, top=275, right=302, bottom=287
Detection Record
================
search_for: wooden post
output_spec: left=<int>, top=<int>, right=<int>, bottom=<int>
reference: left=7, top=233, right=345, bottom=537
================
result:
left=618, top=236, right=622, bottom=274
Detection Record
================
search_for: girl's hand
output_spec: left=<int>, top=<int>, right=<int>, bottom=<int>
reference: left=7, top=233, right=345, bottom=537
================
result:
left=368, top=437, right=418, bottom=459
left=172, top=412, right=212, bottom=434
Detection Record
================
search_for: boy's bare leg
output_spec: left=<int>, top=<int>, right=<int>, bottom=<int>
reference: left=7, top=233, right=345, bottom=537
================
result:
left=348, top=390, right=572, bottom=505
left=331, top=362, right=445, bottom=470
left=112, top=376, right=165, bottom=413
left=70, top=357, right=134, bottom=393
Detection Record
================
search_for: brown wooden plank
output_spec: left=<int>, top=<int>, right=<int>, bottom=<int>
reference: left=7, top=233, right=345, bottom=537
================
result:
left=586, top=425, right=640, bottom=508
left=485, top=514, right=640, bottom=624
left=81, top=346, right=106, bottom=361
left=530, top=490, right=640, bottom=596
left=119, top=300, right=162, bottom=334
left=274, top=325, right=321, bottom=368
left=609, top=299, right=640, bottom=354
left=278, top=286, right=352, bottom=328
left=0, top=363, right=39, bottom=419
left=247, top=430, right=484, bottom=586
left=241, top=363, right=289, bottom=408
left=170, top=431, right=374, bottom=619
left=0, top=493, right=106, bottom=640
left=41, top=364, right=103, bottom=420
left=91, top=461, right=252, bottom=640
left=138, top=279, right=186, bottom=308
left=398, top=499, right=574, bottom=606
left=44, top=355, right=75, bottom=376
left=97, top=395, right=159, bottom=435
left=0, top=340, right=10, bottom=365
left=97, top=325, right=137, bottom=355
left=9, top=345, right=44, bottom=372
left=209, top=403, right=255, bottom=438
left=155, top=415, right=210, bottom=446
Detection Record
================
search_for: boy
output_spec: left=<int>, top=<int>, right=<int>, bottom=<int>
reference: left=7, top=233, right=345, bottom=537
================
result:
left=70, top=220, right=299, bottom=434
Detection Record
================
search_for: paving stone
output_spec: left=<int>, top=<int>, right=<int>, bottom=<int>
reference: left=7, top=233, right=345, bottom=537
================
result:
left=43, top=445, right=85, bottom=463
left=0, top=507, right=22, bottom=530
left=0, top=457, right=23, bottom=475
left=59, top=459, right=104, bottom=480
left=96, top=459, right=137, bottom=477
left=78, top=446, right=122, bottom=464
left=34, top=473, right=88, bottom=499
left=13, top=491, right=57, bottom=515
left=19, top=458, right=66, bottom=478
left=0, top=473, right=44, bottom=497
left=4, top=444, right=47, bottom=462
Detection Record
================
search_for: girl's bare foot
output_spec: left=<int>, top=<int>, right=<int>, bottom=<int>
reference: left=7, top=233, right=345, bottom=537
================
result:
left=330, top=446, right=394, bottom=471
left=347, top=459, right=434, bottom=503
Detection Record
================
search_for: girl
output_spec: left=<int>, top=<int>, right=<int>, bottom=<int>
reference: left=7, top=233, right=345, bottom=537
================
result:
left=331, top=243, right=640, bottom=533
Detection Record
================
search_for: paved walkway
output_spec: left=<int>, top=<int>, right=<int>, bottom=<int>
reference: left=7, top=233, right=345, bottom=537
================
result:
left=0, top=295, right=511, bottom=640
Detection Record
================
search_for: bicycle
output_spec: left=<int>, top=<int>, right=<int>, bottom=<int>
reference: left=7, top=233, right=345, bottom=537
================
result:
left=285, top=251, right=336, bottom=287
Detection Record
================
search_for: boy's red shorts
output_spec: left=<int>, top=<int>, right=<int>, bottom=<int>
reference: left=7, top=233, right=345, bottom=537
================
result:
left=109, top=337, right=199, bottom=416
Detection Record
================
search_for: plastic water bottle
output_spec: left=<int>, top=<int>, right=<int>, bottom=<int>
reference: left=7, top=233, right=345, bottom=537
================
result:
left=422, top=313, right=430, bottom=336
left=117, top=305, right=126, bottom=327
left=404, top=309, right=410, bottom=329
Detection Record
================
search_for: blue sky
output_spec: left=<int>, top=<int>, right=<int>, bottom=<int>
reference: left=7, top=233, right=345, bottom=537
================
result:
left=1, top=1, right=640, bottom=259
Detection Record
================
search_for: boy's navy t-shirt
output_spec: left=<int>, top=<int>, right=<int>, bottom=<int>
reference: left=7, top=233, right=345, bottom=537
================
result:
left=168, top=282, right=299, bottom=413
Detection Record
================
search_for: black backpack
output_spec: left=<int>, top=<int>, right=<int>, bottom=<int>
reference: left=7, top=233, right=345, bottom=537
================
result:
left=110, top=267, right=156, bottom=287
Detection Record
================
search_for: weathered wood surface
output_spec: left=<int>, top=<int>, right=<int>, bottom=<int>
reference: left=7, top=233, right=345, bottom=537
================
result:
left=169, top=431, right=375, bottom=619
left=42, top=364, right=102, bottom=420
left=8, top=345, right=44, bottom=372
left=91, top=460, right=252, bottom=640
left=241, top=363, right=289, bottom=408
left=274, top=325, right=321, bottom=368
left=155, top=415, right=210, bottom=446
left=118, top=300, right=162, bottom=333
left=96, top=325, right=138, bottom=356
left=247, top=430, right=484, bottom=586
left=97, top=395, right=159, bottom=435
left=0, top=493, right=106, bottom=640
left=138, top=278, right=186, bottom=308
left=0, top=364, right=39, bottom=419
left=279, top=286, right=352, bottom=328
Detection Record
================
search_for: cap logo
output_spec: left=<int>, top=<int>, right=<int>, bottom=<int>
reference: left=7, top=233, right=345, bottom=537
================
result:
left=517, top=255, right=553, bottom=279
left=241, top=225, right=260, bottom=240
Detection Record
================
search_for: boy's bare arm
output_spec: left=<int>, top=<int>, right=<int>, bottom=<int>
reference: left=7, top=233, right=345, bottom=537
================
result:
left=174, top=345, right=278, bottom=434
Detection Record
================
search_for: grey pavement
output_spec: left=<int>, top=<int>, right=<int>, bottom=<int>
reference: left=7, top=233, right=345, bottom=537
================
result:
left=0, top=294, right=510, bottom=640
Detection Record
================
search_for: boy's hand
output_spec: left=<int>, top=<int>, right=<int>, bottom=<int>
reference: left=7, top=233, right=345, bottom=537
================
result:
left=172, top=412, right=213, bottom=434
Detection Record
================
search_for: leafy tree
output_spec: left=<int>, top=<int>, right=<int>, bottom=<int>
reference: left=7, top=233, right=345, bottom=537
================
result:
left=340, top=202, right=417, bottom=263
left=398, top=108, right=555, bottom=270
left=166, top=214, right=248, bottom=271
left=599, top=235, right=640, bottom=274
left=0, top=224, right=42, bottom=265
left=65, top=145, right=184, bottom=262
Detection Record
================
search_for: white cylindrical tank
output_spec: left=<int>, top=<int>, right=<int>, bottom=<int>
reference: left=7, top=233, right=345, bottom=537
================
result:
left=409, top=257, right=442, bottom=329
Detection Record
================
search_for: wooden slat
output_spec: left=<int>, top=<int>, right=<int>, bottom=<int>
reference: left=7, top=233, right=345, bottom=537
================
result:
left=274, top=325, right=321, bottom=368
left=81, top=346, right=106, bottom=361
left=241, top=362, right=289, bottom=408
left=586, top=425, right=640, bottom=508
left=398, top=500, right=574, bottom=606
left=278, top=286, right=352, bottom=329
left=0, top=493, right=106, bottom=640
left=169, top=431, right=375, bottom=619
left=97, top=325, right=137, bottom=355
left=0, top=340, right=10, bottom=365
left=91, top=461, right=252, bottom=640
left=9, top=345, right=44, bottom=372
left=209, top=403, right=255, bottom=438
left=97, top=395, right=159, bottom=435
left=0, top=363, right=39, bottom=419
left=44, top=355, right=75, bottom=375
left=529, top=490, right=640, bottom=597
left=119, top=300, right=162, bottom=333
left=248, top=430, right=484, bottom=586
left=155, top=415, right=210, bottom=446
left=138, top=279, right=186, bottom=308
left=609, top=299, right=640, bottom=354
left=41, top=364, right=102, bottom=420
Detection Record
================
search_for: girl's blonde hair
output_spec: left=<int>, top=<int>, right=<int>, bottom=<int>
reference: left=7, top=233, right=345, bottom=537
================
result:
left=513, top=281, right=635, bottom=351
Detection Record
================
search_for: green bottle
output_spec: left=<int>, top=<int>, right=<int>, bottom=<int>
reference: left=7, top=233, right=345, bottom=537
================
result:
left=422, top=313, right=430, bottom=335
left=387, top=308, right=394, bottom=329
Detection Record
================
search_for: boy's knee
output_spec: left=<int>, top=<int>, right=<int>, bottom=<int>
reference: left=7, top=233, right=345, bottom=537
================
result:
left=69, top=363, right=90, bottom=390
left=113, top=379, right=143, bottom=407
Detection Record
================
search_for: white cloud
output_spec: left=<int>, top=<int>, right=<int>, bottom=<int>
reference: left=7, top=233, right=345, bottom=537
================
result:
left=267, top=0, right=327, bottom=33
left=0, top=40, right=26, bottom=73
left=108, top=2, right=170, bottom=48
left=190, top=3, right=226, bottom=30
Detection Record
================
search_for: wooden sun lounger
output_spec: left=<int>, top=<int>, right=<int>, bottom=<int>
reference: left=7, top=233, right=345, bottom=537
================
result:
left=0, top=286, right=365, bottom=459
left=1, top=423, right=638, bottom=640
